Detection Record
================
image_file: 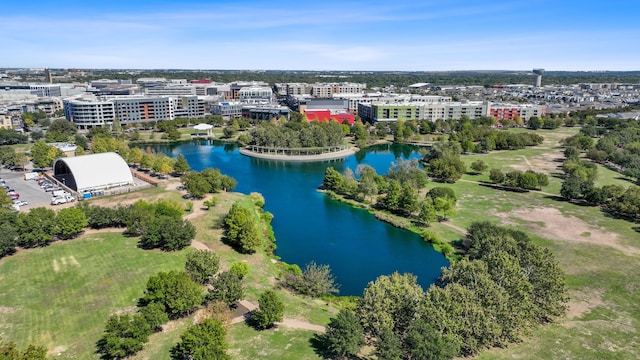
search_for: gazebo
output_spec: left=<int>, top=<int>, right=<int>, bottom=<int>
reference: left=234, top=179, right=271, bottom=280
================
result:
left=193, top=123, right=214, bottom=138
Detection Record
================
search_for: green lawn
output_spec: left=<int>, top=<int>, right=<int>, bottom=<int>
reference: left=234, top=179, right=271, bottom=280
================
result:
left=422, top=127, right=640, bottom=359
left=0, top=234, right=188, bottom=359
left=228, top=323, right=322, bottom=360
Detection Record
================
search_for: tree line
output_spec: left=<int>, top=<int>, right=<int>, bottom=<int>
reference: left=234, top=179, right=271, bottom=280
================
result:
left=248, top=120, right=347, bottom=149
left=0, top=198, right=202, bottom=259
left=317, top=222, right=567, bottom=359
left=559, top=131, right=640, bottom=221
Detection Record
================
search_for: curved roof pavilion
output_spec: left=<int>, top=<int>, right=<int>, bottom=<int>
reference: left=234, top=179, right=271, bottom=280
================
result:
left=53, top=152, right=134, bottom=192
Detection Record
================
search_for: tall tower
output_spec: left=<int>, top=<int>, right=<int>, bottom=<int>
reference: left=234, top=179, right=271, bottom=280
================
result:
left=44, top=68, right=52, bottom=83
left=533, top=68, right=545, bottom=87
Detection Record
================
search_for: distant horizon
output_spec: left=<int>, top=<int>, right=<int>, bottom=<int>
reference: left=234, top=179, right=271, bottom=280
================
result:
left=2, top=1, right=639, bottom=71
left=4, top=68, right=640, bottom=73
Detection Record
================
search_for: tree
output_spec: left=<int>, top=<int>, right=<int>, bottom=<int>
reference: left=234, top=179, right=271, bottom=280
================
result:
left=185, top=250, right=220, bottom=284
left=323, top=167, right=345, bottom=193
left=152, top=154, right=173, bottom=177
left=181, top=172, right=212, bottom=199
left=517, top=171, right=539, bottom=190
left=127, top=147, right=144, bottom=165
left=139, top=302, right=169, bottom=332
left=207, top=271, right=244, bottom=307
left=283, top=261, right=339, bottom=297
left=142, top=271, right=205, bottom=319
left=375, top=325, right=403, bottom=360
left=30, top=141, right=64, bottom=168
left=428, top=155, right=466, bottom=183
left=358, top=272, right=424, bottom=338
left=252, top=290, right=284, bottom=329
left=418, top=199, right=437, bottom=225
left=0, top=221, right=18, bottom=258
left=96, top=314, right=151, bottom=359
left=55, top=207, right=88, bottom=240
left=139, top=216, right=196, bottom=251
left=380, top=180, right=401, bottom=212
left=398, top=183, right=419, bottom=215
left=173, top=154, right=190, bottom=175
left=433, top=196, right=456, bottom=221
left=0, top=188, right=12, bottom=210
left=489, top=168, right=505, bottom=184
left=140, top=153, right=154, bottom=170
left=224, top=202, right=261, bottom=253
left=16, top=207, right=57, bottom=248
left=405, top=318, right=460, bottom=360
left=320, top=309, right=365, bottom=359
left=428, top=187, right=457, bottom=203
left=470, top=160, right=488, bottom=174
left=528, top=116, right=543, bottom=130
left=560, top=175, right=585, bottom=200
left=170, top=319, right=231, bottom=360
left=48, top=118, right=78, bottom=135
left=0, top=340, right=47, bottom=360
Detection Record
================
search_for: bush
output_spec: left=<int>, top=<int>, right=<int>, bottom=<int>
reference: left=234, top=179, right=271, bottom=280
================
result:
left=139, top=216, right=196, bottom=251
left=96, top=314, right=151, bottom=359
left=428, top=187, right=457, bottom=202
left=142, top=271, right=205, bottom=319
left=139, top=302, right=169, bottom=332
left=283, top=261, right=339, bottom=297
left=224, top=202, right=261, bottom=253
left=207, top=271, right=244, bottom=307
left=185, top=250, right=220, bottom=284
left=170, top=319, right=231, bottom=360
left=252, top=290, right=284, bottom=330
left=229, top=262, right=249, bottom=279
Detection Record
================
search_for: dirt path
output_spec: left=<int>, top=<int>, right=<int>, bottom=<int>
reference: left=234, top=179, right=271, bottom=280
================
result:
left=229, top=300, right=325, bottom=332
left=439, top=221, right=467, bottom=234
left=458, top=179, right=557, bottom=197
left=277, top=318, right=326, bottom=333
left=520, top=155, right=533, bottom=170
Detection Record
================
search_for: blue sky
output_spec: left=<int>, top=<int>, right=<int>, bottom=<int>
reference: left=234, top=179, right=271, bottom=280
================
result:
left=1, top=0, right=639, bottom=71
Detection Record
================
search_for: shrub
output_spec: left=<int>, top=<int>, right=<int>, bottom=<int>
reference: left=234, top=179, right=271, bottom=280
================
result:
left=229, top=262, right=249, bottom=279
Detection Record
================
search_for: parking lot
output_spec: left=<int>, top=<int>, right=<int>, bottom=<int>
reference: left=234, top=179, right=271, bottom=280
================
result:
left=1, top=169, right=59, bottom=211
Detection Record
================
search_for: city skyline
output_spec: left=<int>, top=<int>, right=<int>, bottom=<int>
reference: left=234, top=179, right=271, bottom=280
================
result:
left=2, top=0, right=639, bottom=72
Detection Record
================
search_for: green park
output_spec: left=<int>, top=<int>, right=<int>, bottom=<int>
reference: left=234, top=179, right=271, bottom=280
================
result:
left=0, top=113, right=639, bottom=359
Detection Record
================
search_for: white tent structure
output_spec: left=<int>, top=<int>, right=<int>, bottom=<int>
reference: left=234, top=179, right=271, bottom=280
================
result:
left=53, top=152, right=134, bottom=192
left=193, top=123, right=214, bottom=137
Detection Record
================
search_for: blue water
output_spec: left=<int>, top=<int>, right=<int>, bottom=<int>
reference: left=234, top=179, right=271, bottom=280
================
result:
left=151, top=141, right=449, bottom=296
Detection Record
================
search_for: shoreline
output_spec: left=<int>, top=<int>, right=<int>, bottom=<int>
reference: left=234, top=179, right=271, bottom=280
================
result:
left=239, top=147, right=357, bottom=162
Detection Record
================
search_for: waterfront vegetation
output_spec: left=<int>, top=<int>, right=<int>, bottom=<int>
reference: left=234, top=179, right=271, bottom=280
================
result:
left=1, top=118, right=640, bottom=358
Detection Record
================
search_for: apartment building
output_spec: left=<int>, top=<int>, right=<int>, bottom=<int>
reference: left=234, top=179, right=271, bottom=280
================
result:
left=145, top=85, right=196, bottom=96
left=238, top=86, right=273, bottom=104
left=64, top=98, right=116, bottom=128
left=489, top=103, right=545, bottom=121
left=65, top=95, right=205, bottom=128
left=358, top=101, right=489, bottom=122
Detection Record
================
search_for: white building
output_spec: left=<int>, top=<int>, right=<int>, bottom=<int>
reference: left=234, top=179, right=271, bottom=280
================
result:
left=63, top=97, right=115, bottom=129
left=238, top=86, right=273, bottom=104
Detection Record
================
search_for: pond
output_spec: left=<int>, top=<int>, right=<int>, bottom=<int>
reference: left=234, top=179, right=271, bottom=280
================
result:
left=149, top=141, right=449, bottom=296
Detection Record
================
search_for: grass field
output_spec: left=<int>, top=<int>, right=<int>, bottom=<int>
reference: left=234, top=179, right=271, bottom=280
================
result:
left=0, top=234, right=188, bottom=359
left=427, top=127, right=640, bottom=359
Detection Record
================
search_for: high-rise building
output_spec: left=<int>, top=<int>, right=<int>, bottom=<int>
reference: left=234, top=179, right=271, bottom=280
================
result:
left=533, top=69, right=545, bottom=87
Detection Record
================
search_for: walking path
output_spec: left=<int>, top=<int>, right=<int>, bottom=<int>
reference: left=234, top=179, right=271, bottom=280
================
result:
left=240, top=147, right=356, bottom=162
left=229, top=300, right=326, bottom=332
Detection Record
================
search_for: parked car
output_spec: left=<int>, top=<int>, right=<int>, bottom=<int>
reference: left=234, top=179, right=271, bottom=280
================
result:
left=51, top=194, right=75, bottom=205
left=8, top=192, right=19, bottom=200
left=12, top=200, right=28, bottom=206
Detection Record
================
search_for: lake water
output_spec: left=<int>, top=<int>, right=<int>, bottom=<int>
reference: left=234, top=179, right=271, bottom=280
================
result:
left=150, top=141, right=449, bottom=296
